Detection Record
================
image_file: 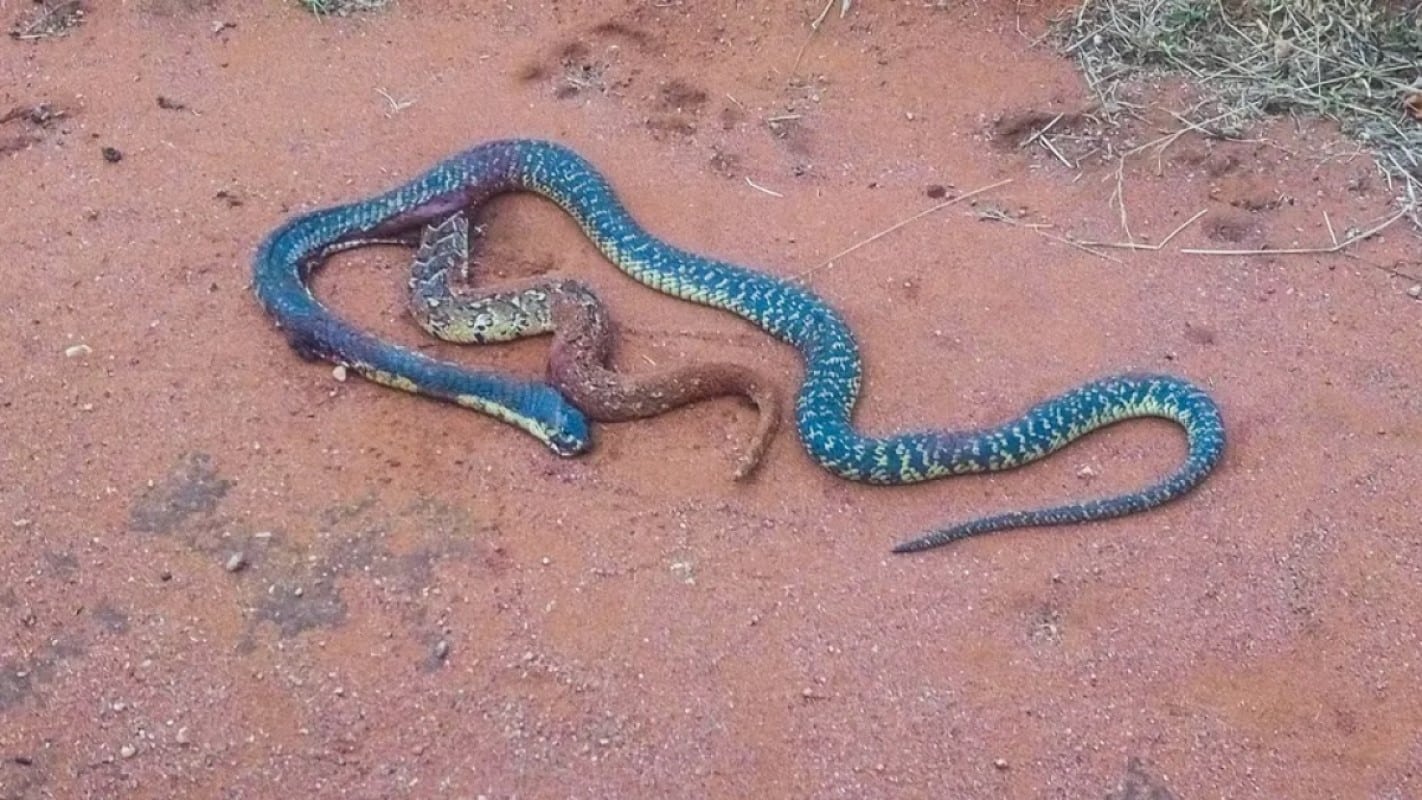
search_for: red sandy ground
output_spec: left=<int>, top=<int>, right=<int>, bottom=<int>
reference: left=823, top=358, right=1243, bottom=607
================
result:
left=2, top=2, right=1420, bottom=797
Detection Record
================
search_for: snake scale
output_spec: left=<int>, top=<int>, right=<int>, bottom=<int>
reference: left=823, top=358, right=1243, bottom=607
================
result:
left=253, top=138, right=1226, bottom=553
left=405, top=212, right=781, bottom=480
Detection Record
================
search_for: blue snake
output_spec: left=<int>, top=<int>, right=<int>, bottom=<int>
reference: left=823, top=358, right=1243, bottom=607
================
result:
left=252, top=139, right=1226, bottom=552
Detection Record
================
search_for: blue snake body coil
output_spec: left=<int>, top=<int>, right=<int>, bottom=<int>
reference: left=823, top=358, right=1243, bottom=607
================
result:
left=254, top=139, right=1226, bottom=552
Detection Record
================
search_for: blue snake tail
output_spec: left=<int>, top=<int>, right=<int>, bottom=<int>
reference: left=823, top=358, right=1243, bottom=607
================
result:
left=891, top=375, right=1225, bottom=552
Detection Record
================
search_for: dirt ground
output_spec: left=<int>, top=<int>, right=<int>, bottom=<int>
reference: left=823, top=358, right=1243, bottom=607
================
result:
left=3, top=2, right=1420, bottom=798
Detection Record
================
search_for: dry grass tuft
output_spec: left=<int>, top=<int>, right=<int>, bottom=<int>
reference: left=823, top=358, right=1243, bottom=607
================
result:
left=1060, top=0, right=1422, bottom=218
left=299, top=0, right=392, bottom=17
left=9, top=1, right=86, bottom=40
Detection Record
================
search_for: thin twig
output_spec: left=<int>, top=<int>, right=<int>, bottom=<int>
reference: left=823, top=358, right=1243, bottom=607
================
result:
left=1076, top=209, right=1208, bottom=250
left=1017, top=113, right=1064, bottom=148
left=1122, top=109, right=1246, bottom=158
left=800, top=179, right=1014, bottom=278
left=810, top=0, right=838, bottom=28
left=980, top=209, right=1123, bottom=263
left=1157, top=208, right=1209, bottom=248
left=1181, top=207, right=1407, bottom=255
left=1038, top=135, right=1073, bottom=168
left=790, top=0, right=838, bottom=77
left=376, top=88, right=415, bottom=114
left=1033, top=227, right=1124, bottom=263
left=1110, top=161, right=1133, bottom=242
left=744, top=177, right=784, bottom=197
left=1162, top=108, right=1263, bottom=144
left=1017, top=112, right=1073, bottom=167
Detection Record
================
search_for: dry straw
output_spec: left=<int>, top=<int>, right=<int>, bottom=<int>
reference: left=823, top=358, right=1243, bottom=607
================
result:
left=300, top=0, right=392, bottom=16
left=1060, top=0, right=1422, bottom=223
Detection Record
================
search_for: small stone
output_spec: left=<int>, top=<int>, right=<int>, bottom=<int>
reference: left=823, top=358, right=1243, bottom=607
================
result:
left=331, top=365, right=347, bottom=382
left=64, top=344, right=92, bottom=358
left=224, top=552, right=246, bottom=572
left=1077, top=465, right=1097, bottom=480
left=540, top=556, right=551, bottom=566
left=102, top=147, right=123, bottom=163
left=119, top=744, right=137, bottom=759
left=1408, top=284, right=1421, bottom=298
left=175, top=727, right=190, bottom=746
left=993, top=758, right=1009, bottom=770
left=433, top=640, right=450, bottom=660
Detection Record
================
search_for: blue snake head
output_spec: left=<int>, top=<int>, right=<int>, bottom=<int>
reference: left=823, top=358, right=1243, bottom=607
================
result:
left=544, top=411, right=592, bottom=457
left=526, top=387, right=592, bottom=457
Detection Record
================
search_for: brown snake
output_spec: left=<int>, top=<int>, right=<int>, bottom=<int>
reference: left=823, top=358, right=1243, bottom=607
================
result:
left=406, top=213, right=782, bottom=479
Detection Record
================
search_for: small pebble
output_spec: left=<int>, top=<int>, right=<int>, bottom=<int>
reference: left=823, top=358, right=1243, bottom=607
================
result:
left=332, top=365, right=348, bottom=382
left=1408, top=284, right=1421, bottom=298
left=433, top=640, right=450, bottom=660
left=102, top=147, right=123, bottom=163
left=993, top=758, right=1009, bottom=770
left=224, top=552, right=246, bottom=573
left=175, top=727, right=190, bottom=746
left=540, top=556, right=551, bottom=566
left=64, top=344, right=92, bottom=358
left=119, top=744, right=136, bottom=759
left=1077, top=465, right=1097, bottom=480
